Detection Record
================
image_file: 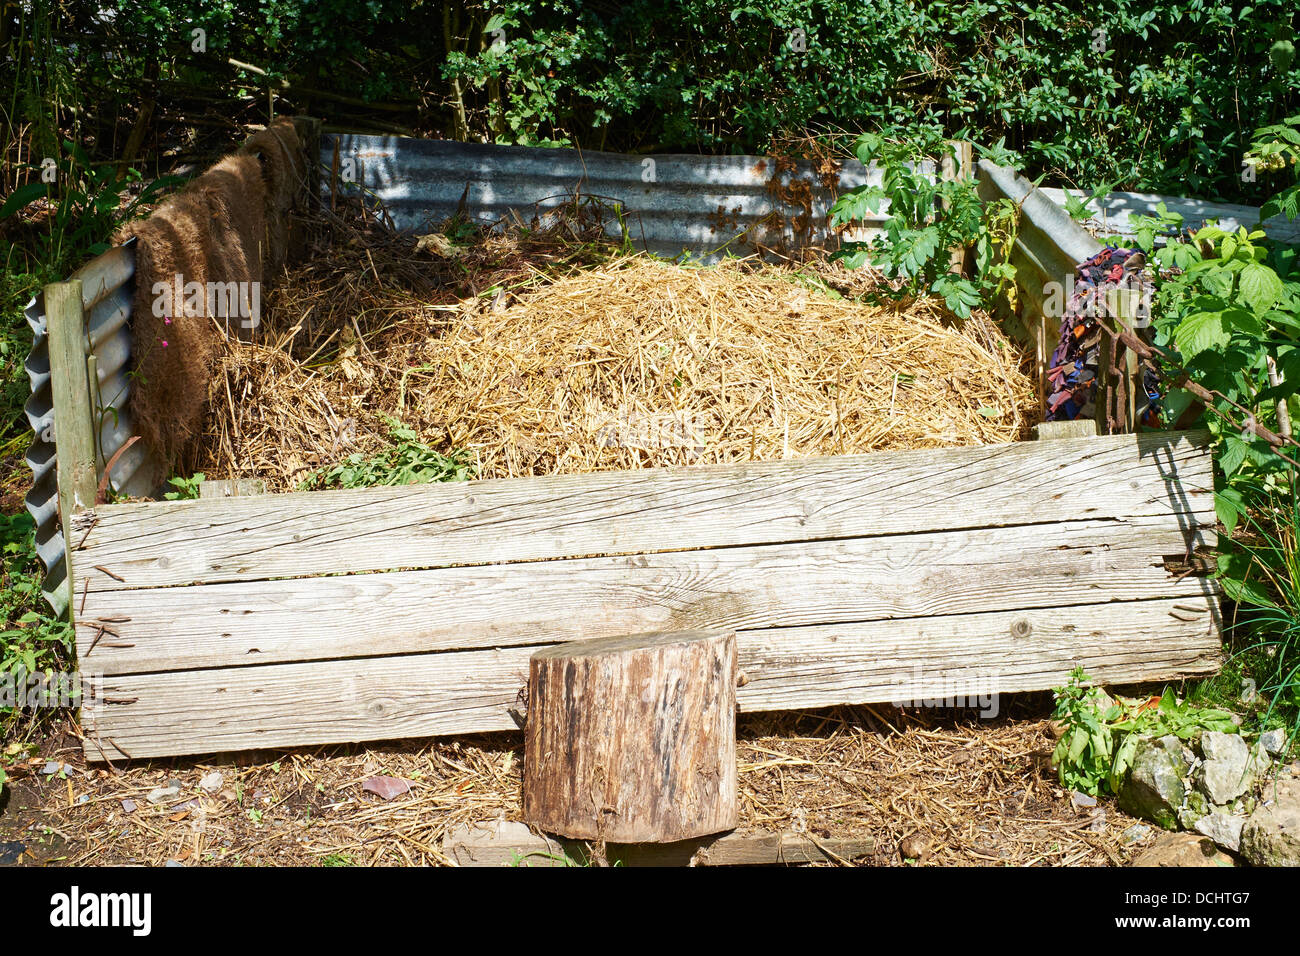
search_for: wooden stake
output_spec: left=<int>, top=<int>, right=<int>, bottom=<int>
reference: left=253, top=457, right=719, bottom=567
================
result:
left=45, top=280, right=96, bottom=620
left=523, top=629, right=738, bottom=843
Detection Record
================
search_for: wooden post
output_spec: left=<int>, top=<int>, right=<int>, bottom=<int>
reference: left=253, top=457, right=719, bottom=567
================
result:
left=941, top=140, right=975, bottom=276
left=45, top=280, right=97, bottom=619
left=523, top=629, right=738, bottom=843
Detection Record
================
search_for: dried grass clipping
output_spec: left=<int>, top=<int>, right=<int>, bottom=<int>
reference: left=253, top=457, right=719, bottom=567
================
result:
left=197, top=252, right=1034, bottom=489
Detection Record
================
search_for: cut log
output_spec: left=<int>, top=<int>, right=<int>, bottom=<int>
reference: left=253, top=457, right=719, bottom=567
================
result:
left=523, top=629, right=738, bottom=843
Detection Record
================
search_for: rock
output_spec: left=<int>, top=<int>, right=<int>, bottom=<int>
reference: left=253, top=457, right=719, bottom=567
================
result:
left=1260, top=728, right=1289, bottom=758
left=146, top=784, right=181, bottom=805
left=1192, top=809, right=1246, bottom=853
left=1118, top=736, right=1189, bottom=829
left=1178, top=789, right=1209, bottom=829
left=1131, top=832, right=1235, bottom=867
left=163, top=859, right=184, bottom=867
left=361, top=775, right=413, bottom=801
left=199, top=771, right=224, bottom=794
left=898, top=832, right=930, bottom=861
left=1198, top=731, right=1254, bottom=805
left=0, top=841, right=25, bottom=865
left=41, top=761, right=60, bottom=775
left=120, top=799, right=136, bottom=813
left=1121, top=823, right=1152, bottom=845
left=1240, top=778, right=1300, bottom=867
left=1070, top=791, right=1098, bottom=809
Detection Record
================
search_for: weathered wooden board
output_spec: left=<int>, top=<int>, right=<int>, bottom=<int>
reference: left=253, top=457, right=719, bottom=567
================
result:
left=72, top=430, right=1212, bottom=592
left=443, top=819, right=876, bottom=866
left=78, top=514, right=1213, bottom=674
left=81, top=597, right=1220, bottom=760
left=73, top=429, right=1221, bottom=761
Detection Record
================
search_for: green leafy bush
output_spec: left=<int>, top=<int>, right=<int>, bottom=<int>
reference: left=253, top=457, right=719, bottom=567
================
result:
left=1052, top=669, right=1238, bottom=796
left=829, top=133, right=1017, bottom=318
left=0, top=512, right=75, bottom=725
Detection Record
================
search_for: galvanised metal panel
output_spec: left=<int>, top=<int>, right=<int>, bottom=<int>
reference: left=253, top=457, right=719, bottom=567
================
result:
left=1040, top=187, right=1300, bottom=247
left=324, top=135, right=931, bottom=260
left=976, top=161, right=1102, bottom=346
left=23, top=239, right=163, bottom=615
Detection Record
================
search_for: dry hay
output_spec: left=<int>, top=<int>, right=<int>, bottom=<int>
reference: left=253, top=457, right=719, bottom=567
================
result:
left=193, top=240, right=1034, bottom=489
left=407, top=257, right=1032, bottom=479
left=9, top=705, right=1153, bottom=867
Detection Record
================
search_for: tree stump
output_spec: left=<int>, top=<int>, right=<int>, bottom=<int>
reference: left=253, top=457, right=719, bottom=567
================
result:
left=523, top=629, right=738, bottom=843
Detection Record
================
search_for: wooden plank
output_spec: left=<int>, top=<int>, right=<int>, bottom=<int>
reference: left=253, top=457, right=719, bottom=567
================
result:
left=443, top=820, right=874, bottom=867
left=46, top=280, right=98, bottom=615
left=1033, top=420, right=1099, bottom=441
left=77, top=514, right=1215, bottom=674
left=81, top=597, right=1221, bottom=760
left=199, top=479, right=266, bottom=499
left=72, top=430, right=1213, bottom=592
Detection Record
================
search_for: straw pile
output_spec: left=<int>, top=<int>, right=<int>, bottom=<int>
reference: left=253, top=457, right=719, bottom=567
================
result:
left=191, top=210, right=1034, bottom=489
left=405, top=258, right=1031, bottom=479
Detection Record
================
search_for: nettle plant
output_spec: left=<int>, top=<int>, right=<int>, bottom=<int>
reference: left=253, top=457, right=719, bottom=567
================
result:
left=1124, top=137, right=1300, bottom=535
left=829, top=133, right=1018, bottom=319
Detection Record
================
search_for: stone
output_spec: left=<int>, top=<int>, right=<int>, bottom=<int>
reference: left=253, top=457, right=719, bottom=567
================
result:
left=1178, top=789, right=1209, bottom=829
left=1198, top=731, right=1254, bottom=805
left=1192, top=808, right=1246, bottom=853
left=0, top=841, right=25, bottom=865
left=898, top=832, right=931, bottom=861
left=1240, top=777, right=1300, bottom=867
left=1118, top=735, right=1189, bottom=829
left=1131, top=832, right=1235, bottom=867
left=199, top=771, right=224, bottom=794
left=1260, top=728, right=1289, bottom=758
left=1121, top=822, right=1152, bottom=845
left=146, top=784, right=181, bottom=805
left=120, top=799, right=136, bottom=813
left=1070, top=791, right=1098, bottom=809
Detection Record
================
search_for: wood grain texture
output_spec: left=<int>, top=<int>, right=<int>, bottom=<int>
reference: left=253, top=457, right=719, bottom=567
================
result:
left=71, top=430, right=1213, bottom=592
left=81, top=597, right=1221, bottom=760
left=47, top=280, right=97, bottom=608
left=77, top=514, right=1214, bottom=674
left=523, top=629, right=738, bottom=842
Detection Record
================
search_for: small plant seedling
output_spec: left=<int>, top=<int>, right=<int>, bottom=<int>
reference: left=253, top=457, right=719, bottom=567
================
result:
left=162, top=472, right=205, bottom=500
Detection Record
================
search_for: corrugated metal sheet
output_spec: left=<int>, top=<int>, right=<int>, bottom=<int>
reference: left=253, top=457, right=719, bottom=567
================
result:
left=24, top=239, right=163, bottom=615
left=1040, top=187, right=1300, bottom=246
left=976, top=161, right=1102, bottom=346
left=324, top=135, right=932, bottom=259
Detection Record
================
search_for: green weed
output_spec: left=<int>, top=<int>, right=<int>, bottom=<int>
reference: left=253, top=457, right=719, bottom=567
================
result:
left=300, top=421, right=473, bottom=490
